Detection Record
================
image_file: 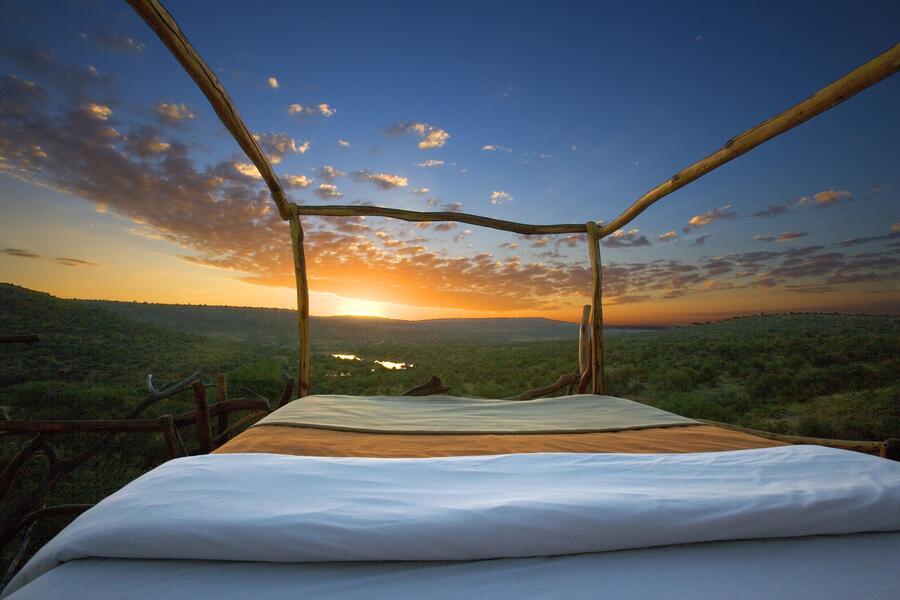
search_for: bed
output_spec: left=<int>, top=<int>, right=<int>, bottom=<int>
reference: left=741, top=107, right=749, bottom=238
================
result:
left=4, top=393, right=899, bottom=599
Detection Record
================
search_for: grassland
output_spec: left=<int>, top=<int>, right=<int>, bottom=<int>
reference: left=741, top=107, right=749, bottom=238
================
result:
left=1, top=282, right=898, bottom=572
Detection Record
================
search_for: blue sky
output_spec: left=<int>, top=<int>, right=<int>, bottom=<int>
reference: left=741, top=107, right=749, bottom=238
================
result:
left=0, top=0, right=897, bottom=323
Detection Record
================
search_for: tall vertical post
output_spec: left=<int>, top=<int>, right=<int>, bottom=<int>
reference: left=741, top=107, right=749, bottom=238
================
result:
left=289, top=206, right=311, bottom=397
left=578, top=304, right=591, bottom=375
left=586, top=222, right=605, bottom=394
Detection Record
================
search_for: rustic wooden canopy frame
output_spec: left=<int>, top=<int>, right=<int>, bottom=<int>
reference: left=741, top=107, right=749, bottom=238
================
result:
left=128, top=0, right=899, bottom=399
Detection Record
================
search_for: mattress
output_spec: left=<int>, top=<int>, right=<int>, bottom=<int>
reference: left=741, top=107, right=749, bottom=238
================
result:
left=5, top=446, right=900, bottom=598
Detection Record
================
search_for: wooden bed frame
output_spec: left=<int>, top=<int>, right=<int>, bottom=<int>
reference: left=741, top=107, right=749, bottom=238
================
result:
left=125, top=0, right=900, bottom=400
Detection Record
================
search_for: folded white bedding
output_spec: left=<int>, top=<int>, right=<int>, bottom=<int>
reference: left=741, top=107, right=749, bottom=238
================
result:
left=5, top=446, right=900, bottom=597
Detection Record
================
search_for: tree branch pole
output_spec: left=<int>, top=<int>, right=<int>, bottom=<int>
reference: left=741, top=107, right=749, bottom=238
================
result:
left=294, top=204, right=586, bottom=236
left=586, top=222, right=605, bottom=394
left=289, top=207, right=311, bottom=397
left=126, top=0, right=291, bottom=220
left=599, top=44, right=900, bottom=237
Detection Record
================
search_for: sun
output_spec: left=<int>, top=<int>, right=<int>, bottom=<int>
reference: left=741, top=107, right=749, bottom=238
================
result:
left=331, top=296, right=390, bottom=318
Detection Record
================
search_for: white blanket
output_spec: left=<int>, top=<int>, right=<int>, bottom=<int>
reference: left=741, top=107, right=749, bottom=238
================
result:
left=6, top=446, right=900, bottom=597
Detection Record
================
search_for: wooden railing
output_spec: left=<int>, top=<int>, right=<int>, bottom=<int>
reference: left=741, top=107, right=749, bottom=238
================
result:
left=126, top=0, right=900, bottom=399
left=0, top=372, right=280, bottom=582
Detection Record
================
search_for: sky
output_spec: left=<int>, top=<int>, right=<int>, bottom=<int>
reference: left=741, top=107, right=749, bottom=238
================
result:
left=0, top=0, right=897, bottom=325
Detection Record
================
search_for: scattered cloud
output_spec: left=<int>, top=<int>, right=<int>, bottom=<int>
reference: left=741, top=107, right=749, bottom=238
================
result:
left=283, top=174, right=312, bottom=188
left=412, top=187, right=430, bottom=195
left=415, top=159, right=444, bottom=168
left=443, top=202, right=464, bottom=212
left=690, top=235, right=711, bottom=246
left=83, top=102, right=111, bottom=120
left=433, top=222, right=457, bottom=232
left=686, top=204, right=735, bottom=229
left=757, top=190, right=854, bottom=218
left=87, top=29, right=145, bottom=54
left=387, top=122, right=449, bottom=149
left=499, top=242, right=519, bottom=250
left=482, top=144, right=512, bottom=153
left=490, top=190, right=513, bottom=205
left=658, top=231, right=678, bottom=242
left=314, top=183, right=343, bottom=200
left=267, top=76, right=279, bottom=90
left=350, top=170, right=408, bottom=190
left=54, top=257, right=99, bottom=267
left=426, top=198, right=439, bottom=207
left=233, top=162, right=261, bottom=179
left=602, top=228, right=651, bottom=248
left=288, top=103, right=336, bottom=117
left=799, top=189, right=852, bottom=207
left=754, top=231, right=808, bottom=242
left=316, top=165, right=344, bottom=181
left=156, top=102, right=195, bottom=124
left=252, top=132, right=309, bottom=163
left=2, top=248, right=41, bottom=259
left=338, top=139, right=350, bottom=147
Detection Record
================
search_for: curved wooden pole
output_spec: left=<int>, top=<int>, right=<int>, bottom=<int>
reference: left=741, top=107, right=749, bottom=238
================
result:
left=599, top=44, right=900, bottom=237
left=126, top=0, right=291, bottom=220
left=293, top=204, right=586, bottom=235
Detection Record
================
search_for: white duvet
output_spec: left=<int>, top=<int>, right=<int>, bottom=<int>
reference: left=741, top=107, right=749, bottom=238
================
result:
left=6, top=446, right=900, bottom=597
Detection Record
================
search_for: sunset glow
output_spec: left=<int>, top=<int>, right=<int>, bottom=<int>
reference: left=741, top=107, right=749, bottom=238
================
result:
left=0, top=2, right=897, bottom=324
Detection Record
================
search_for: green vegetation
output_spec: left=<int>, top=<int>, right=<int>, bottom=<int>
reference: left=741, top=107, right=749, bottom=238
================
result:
left=1, top=283, right=898, bottom=571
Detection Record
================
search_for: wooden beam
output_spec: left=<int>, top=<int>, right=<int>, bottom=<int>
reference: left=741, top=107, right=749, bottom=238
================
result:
left=599, top=44, right=900, bottom=237
left=126, top=0, right=291, bottom=220
left=289, top=207, right=311, bottom=397
left=577, top=304, right=591, bottom=374
left=191, top=381, right=213, bottom=454
left=586, top=222, right=605, bottom=394
left=293, top=204, right=586, bottom=235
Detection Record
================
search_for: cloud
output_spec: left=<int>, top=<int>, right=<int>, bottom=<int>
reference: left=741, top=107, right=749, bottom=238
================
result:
left=86, top=29, right=145, bottom=54
left=753, top=231, right=808, bottom=242
left=602, top=228, right=651, bottom=248
left=443, top=202, right=464, bottom=212
left=252, top=132, right=309, bottom=163
left=433, top=222, right=457, bottom=232
left=499, top=242, right=519, bottom=250
left=412, top=187, right=430, bottom=195
left=7, top=52, right=895, bottom=317
left=799, top=190, right=852, bottom=207
left=288, top=103, right=336, bottom=117
left=316, top=165, right=344, bottom=181
left=156, top=102, right=195, bottom=124
left=689, top=234, right=711, bottom=246
left=893, top=223, right=900, bottom=232
left=426, top=198, right=439, bottom=207
left=658, top=231, right=678, bottom=242
left=753, top=189, right=854, bottom=219
left=482, top=144, right=512, bottom=153
left=233, top=162, right=261, bottom=179
left=284, top=174, right=312, bottom=188
left=338, top=139, right=350, bottom=147
left=54, top=257, right=99, bottom=267
left=686, top=204, right=735, bottom=229
left=350, top=170, right=408, bottom=190
left=314, top=183, right=343, bottom=199
left=83, top=103, right=111, bottom=120
left=2, top=248, right=41, bottom=259
left=267, top=77, right=279, bottom=90
left=387, top=122, right=449, bottom=149
left=415, top=159, right=444, bottom=168
left=490, top=190, right=513, bottom=205
left=838, top=228, right=900, bottom=247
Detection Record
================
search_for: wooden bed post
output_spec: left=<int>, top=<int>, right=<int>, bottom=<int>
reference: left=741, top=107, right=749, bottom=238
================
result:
left=586, top=222, right=605, bottom=395
left=578, top=304, right=591, bottom=375
left=289, top=206, right=311, bottom=397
